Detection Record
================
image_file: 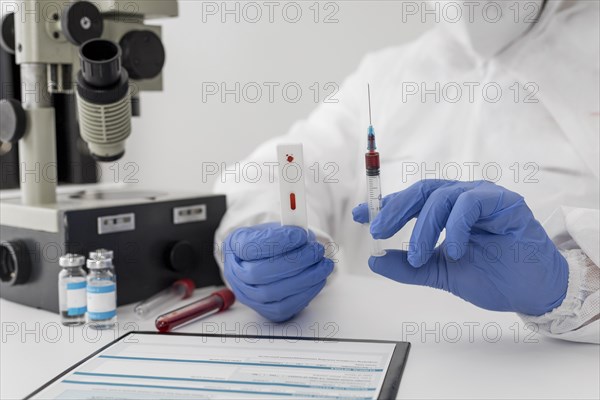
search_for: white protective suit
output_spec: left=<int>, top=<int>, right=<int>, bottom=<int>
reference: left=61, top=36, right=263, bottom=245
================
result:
left=215, top=0, right=600, bottom=343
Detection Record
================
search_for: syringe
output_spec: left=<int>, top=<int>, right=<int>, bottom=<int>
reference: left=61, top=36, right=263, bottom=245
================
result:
left=365, top=85, right=386, bottom=257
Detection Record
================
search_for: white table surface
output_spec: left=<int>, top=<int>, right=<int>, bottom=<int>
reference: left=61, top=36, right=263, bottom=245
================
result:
left=1, top=273, right=599, bottom=399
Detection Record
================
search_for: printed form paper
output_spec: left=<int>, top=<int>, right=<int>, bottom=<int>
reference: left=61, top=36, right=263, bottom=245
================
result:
left=31, top=333, right=397, bottom=399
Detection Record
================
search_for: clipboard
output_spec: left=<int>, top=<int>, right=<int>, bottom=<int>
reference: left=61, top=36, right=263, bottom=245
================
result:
left=26, top=331, right=411, bottom=399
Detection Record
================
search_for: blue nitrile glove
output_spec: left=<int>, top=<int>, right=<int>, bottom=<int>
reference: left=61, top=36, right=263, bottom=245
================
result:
left=223, top=223, right=334, bottom=322
left=352, top=180, right=568, bottom=316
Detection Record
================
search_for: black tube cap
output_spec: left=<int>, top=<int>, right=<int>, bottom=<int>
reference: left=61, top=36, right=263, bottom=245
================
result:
left=79, top=39, right=122, bottom=88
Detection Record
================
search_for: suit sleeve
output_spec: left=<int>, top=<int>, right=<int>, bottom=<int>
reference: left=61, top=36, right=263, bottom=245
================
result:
left=518, top=207, right=600, bottom=344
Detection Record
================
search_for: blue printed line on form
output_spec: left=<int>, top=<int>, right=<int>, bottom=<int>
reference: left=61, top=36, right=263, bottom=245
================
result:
left=73, top=372, right=376, bottom=391
left=61, top=380, right=373, bottom=399
left=98, top=355, right=384, bottom=372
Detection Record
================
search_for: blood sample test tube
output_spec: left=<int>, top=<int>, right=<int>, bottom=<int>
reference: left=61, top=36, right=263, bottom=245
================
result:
left=134, top=279, right=195, bottom=319
left=155, top=288, right=235, bottom=333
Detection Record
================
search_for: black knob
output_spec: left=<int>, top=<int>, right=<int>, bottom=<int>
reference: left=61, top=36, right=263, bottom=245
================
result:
left=169, top=241, right=197, bottom=273
left=0, top=13, right=15, bottom=54
left=62, top=1, right=103, bottom=46
left=0, top=240, right=31, bottom=286
left=120, top=30, right=165, bottom=80
left=0, top=98, right=26, bottom=144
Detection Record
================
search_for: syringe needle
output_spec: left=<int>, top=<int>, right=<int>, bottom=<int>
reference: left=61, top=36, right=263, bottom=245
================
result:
left=367, top=84, right=376, bottom=151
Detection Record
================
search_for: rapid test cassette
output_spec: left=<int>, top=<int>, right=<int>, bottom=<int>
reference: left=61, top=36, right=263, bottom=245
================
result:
left=277, top=144, right=308, bottom=230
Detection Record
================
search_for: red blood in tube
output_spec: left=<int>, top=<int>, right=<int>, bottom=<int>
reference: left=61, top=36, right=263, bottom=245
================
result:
left=290, top=193, right=296, bottom=210
left=155, top=289, right=235, bottom=333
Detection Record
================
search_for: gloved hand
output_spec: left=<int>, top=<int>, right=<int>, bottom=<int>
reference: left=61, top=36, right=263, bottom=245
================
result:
left=223, top=223, right=334, bottom=322
left=352, top=180, right=568, bottom=316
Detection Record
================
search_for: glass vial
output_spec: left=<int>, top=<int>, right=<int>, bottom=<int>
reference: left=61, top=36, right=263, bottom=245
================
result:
left=58, top=254, right=87, bottom=326
left=89, top=249, right=114, bottom=272
left=87, top=257, right=117, bottom=330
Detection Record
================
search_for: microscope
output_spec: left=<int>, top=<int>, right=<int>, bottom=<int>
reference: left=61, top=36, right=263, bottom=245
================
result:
left=0, top=1, right=226, bottom=311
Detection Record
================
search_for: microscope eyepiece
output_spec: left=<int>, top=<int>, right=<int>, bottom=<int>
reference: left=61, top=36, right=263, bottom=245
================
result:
left=77, top=40, right=129, bottom=106
left=80, top=39, right=122, bottom=87
left=76, top=39, right=131, bottom=162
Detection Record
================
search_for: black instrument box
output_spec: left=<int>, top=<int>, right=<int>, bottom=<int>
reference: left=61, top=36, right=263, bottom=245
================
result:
left=0, top=190, right=226, bottom=312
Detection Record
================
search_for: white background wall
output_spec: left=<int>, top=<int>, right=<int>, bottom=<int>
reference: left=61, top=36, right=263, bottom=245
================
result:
left=113, top=1, right=432, bottom=191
